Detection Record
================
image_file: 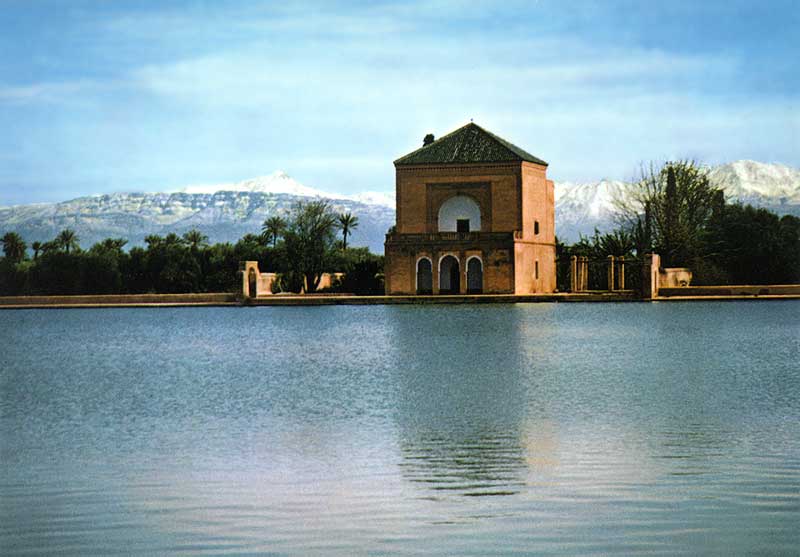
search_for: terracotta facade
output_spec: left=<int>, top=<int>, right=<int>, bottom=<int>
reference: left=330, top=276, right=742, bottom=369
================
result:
left=385, top=128, right=556, bottom=295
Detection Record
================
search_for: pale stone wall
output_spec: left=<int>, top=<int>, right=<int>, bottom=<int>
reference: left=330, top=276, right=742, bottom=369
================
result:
left=242, top=261, right=342, bottom=296
left=660, top=268, right=692, bottom=288
left=642, top=254, right=661, bottom=299
left=314, top=273, right=344, bottom=291
left=260, top=273, right=278, bottom=294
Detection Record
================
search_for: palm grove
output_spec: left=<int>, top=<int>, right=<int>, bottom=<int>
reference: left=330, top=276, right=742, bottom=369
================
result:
left=2, top=162, right=799, bottom=295
left=0, top=201, right=383, bottom=296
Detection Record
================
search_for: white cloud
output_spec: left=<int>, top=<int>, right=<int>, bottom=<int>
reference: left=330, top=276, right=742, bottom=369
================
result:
left=2, top=0, right=796, bottom=196
left=0, top=81, right=92, bottom=105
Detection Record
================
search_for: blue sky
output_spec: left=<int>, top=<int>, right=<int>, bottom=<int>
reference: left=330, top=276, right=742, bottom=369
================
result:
left=1, top=0, right=798, bottom=204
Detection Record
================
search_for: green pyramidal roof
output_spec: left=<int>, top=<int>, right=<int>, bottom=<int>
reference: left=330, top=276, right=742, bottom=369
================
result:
left=394, top=123, right=547, bottom=167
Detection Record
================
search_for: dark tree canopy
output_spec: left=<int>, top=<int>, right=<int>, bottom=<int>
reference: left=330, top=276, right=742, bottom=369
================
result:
left=615, top=160, right=722, bottom=266
left=1, top=232, right=27, bottom=263
left=282, top=201, right=338, bottom=293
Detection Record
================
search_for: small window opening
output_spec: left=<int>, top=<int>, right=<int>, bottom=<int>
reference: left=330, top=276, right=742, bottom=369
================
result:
left=534, top=220, right=540, bottom=235
left=457, top=219, right=470, bottom=233
left=535, top=260, right=539, bottom=280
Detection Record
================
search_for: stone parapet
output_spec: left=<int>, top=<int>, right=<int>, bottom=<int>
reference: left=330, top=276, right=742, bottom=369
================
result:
left=385, top=231, right=514, bottom=247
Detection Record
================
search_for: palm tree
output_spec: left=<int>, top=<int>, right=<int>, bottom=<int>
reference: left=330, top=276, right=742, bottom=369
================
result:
left=261, top=215, right=287, bottom=247
left=93, top=238, right=128, bottom=253
left=106, top=238, right=128, bottom=251
left=31, top=241, right=42, bottom=260
left=40, top=240, right=58, bottom=254
left=56, top=228, right=79, bottom=254
left=163, top=233, right=182, bottom=246
left=336, top=212, right=359, bottom=250
left=145, top=234, right=163, bottom=249
left=182, top=229, right=209, bottom=251
left=1, top=232, right=27, bottom=263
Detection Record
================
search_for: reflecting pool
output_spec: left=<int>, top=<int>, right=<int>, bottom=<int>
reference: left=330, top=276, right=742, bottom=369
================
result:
left=1, top=302, right=799, bottom=555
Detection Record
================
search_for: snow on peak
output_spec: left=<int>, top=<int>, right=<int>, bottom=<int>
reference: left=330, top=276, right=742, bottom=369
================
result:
left=347, top=191, right=395, bottom=208
left=708, top=160, right=800, bottom=203
left=180, top=170, right=336, bottom=198
left=554, top=179, right=626, bottom=219
left=177, top=171, right=395, bottom=207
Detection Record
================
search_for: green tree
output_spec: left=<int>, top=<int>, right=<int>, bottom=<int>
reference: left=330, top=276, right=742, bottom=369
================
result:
left=331, top=247, right=384, bottom=294
left=29, top=251, right=83, bottom=294
left=163, top=232, right=182, bottom=246
left=203, top=242, right=240, bottom=292
left=39, top=240, right=59, bottom=255
left=90, top=238, right=128, bottom=254
left=31, top=241, right=42, bottom=260
left=123, top=247, right=150, bottom=293
left=145, top=234, right=163, bottom=249
left=261, top=215, right=287, bottom=248
left=336, top=212, right=359, bottom=250
left=1, top=232, right=27, bottom=263
left=142, top=234, right=201, bottom=293
left=182, top=229, right=209, bottom=251
left=703, top=204, right=800, bottom=285
left=55, top=228, right=80, bottom=254
left=615, top=160, right=721, bottom=266
left=81, top=238, right=129, bottom=293
left=282, top=200, right=338, bottom=292
left=234, top=234, right=268, bottom=267
left=0, top=233, right=28, bottom=294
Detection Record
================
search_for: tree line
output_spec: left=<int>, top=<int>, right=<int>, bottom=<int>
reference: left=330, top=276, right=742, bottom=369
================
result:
left=0, top=201, right=384, bottom=296
left=558, top=160, right=800, bottom=286
left=2, top=162, right=799, bottom=295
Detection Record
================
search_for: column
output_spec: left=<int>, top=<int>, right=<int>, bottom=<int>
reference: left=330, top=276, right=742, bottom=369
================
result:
left=607, top=255, right=616, bottom=291
left=642, top=253, right=661, bottom=300
left=570, top=255, right=577, bottom=292
left=581, top=257, right=589, bottom=291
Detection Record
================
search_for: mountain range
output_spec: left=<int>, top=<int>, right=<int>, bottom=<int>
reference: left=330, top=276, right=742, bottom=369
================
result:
left=1, top=161, right=798, bottom=253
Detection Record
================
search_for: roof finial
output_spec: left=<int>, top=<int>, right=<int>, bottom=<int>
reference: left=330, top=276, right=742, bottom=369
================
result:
left=470, top=118, right=473, bottom=123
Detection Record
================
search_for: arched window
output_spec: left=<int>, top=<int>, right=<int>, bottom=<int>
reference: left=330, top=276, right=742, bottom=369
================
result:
left=467, top=257, right=483, bottom=294
left=439, top=255, right=461, bottom=294
left=416, top=257, right=433, bottom=294
left=438, top=196, right=481, bottom=232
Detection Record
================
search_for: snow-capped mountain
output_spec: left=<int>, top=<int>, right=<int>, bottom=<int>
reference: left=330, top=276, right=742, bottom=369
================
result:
left=554, top=180, right=628, bottom=242
left=707, top=160, right=800, bottom=206
left=179, top=171, right=395, bottom=208
left=0, top=171, right=396, bottom=253
left=1, top=162, right=797, bottom=252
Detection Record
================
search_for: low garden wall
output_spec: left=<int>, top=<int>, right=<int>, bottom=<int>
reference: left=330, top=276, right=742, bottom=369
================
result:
left=0, top=293, right=237, bottom=307
left=659, top=285, right=800, bottom=297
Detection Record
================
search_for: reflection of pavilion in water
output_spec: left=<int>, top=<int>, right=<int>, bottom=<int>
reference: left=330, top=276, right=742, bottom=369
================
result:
left=387, top=306, right=556, bottom=500
left=399, top=426, right=529, bottom=498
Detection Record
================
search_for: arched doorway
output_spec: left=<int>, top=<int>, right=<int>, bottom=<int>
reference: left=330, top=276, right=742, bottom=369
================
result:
left=439, top=255, right=460, bottom=294
left=467, top=257, right=483, bottom=294
left=248, top=268, right=258, bottom=298
left=416, top=258, right=433, bottom=294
